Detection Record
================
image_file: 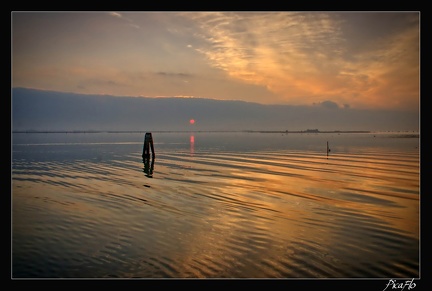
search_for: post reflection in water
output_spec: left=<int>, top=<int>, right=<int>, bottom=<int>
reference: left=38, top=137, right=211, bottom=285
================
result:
left=143, top=156, right=155, bottom=178
left=190, top=134, right=195, bottom=156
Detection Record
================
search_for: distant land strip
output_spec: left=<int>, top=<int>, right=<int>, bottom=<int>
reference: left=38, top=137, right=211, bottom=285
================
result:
left=11, top=129, right=372, bottom=133
left=12, top=129, right=421, bottom=134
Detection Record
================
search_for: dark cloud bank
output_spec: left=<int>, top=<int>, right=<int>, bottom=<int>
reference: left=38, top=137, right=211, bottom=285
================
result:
left=12, top=87, right=419, bottom=132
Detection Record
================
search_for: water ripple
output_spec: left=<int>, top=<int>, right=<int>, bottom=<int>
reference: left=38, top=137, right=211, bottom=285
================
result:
left=12, top=133, right=419, bottom=278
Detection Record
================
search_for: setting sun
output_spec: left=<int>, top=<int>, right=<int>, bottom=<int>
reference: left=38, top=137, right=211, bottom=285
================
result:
left=190, top=119, right=195, bottom=125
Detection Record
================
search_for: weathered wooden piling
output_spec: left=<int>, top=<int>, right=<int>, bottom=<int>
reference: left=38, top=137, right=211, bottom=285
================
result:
left=142, top=132, right=155, bottom=159
left=327, top=141, right=331, bottom=156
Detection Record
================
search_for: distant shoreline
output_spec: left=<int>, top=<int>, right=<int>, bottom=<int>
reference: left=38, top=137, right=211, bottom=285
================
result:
left=11, top=130, right=419, bottom=135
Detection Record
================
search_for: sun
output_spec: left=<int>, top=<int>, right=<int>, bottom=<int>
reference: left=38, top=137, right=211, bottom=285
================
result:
left=189, top=119, right=195, bottom=125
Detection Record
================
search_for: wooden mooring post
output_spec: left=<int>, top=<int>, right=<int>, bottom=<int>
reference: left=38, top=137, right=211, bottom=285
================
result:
left=327, top=141, right=331, bottom=157
left=142, top=132, right=155, bottom=159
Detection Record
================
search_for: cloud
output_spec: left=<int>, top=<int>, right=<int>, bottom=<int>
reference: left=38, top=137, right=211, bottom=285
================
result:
left=12, top=88, right=419, bottom=132
left=181, top=13, right=348, bottom=103
left=179, top=12, right=419, bottom=110
left=319, top=100, right=340, bottom=109
left=108, top=12, right=122, bottom=18
left=108, top=11, right=140, bottom=29
left=156, top=72, right=193, bottom=78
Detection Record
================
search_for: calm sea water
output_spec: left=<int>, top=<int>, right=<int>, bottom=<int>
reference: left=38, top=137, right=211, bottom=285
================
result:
left=11, top=131, right=420, bottom=278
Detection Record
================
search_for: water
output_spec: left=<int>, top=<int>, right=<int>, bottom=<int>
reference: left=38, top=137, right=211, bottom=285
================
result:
left=11, top=131, right=420, bottom=278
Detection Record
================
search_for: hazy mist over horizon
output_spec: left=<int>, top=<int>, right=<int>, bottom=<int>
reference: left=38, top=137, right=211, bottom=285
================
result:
left=12, top=87, right=419, bottom=133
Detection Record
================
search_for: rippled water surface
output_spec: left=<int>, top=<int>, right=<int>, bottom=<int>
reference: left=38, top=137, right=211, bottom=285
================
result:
left=12, top=131, right=420, bottom=278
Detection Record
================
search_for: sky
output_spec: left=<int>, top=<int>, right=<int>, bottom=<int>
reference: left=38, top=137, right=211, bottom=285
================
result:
left=12, top=11, right=420, bottom=112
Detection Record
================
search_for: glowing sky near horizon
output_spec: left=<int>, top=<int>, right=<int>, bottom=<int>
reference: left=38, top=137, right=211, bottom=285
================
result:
left=12, top=11, right=420, bottom=111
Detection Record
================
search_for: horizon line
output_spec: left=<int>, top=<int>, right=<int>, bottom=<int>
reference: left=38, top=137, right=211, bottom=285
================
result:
left=12, top=129, right=422, bottom=134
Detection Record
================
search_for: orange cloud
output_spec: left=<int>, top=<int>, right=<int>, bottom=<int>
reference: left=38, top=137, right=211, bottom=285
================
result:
left=182, top=12, right=419, bottom=110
